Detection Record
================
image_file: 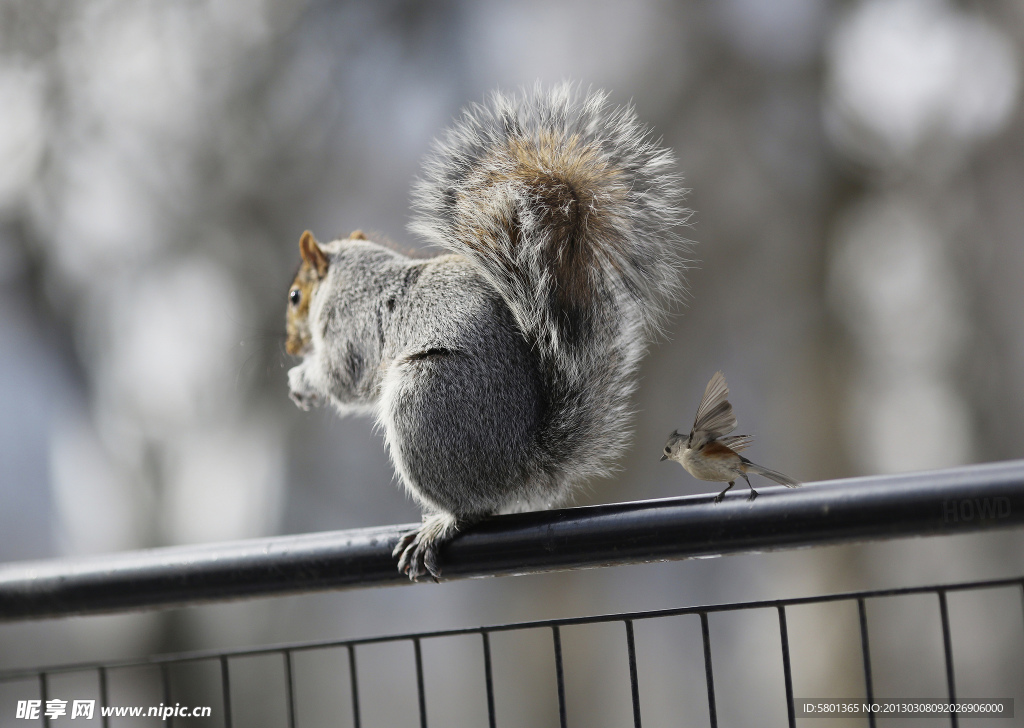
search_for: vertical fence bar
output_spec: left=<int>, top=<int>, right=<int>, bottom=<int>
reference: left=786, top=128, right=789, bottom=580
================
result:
left=283, top=651, right=297, bottom=728
left=624, top=620, right=642, bottom=728
left=1019, top=581, right=1024, bottom=642
left=777, top=606, right=796, bottom=728
left=413, top=638, right=428, bottom=728
left=699, top=613, right=718, bottom=728
left=160, top=663, right=174, bottom=728
left=347, top=645, right=361, bottom=728
left=220, top=655, right=233, bottom=728
left=97, top=666, right=110, bottom=728
left=481, top=631, right=497, bottom=728
left=39, top=672, right=49, bottom=728
left=551, top=626, right=568, bottom=728
left=856, top=599, right=877, bottom=728
left=937, top=590, right=958, bottom=728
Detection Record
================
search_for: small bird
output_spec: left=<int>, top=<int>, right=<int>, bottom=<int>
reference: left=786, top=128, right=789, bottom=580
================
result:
left=662, top=371, right=800, bottom=502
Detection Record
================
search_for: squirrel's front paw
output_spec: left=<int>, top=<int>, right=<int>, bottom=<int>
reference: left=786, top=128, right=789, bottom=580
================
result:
left=288, top=388, right=320, bottom=411
left=287, top=365, right=321, bottom=410
left=393, top=512, right=459, bottom=581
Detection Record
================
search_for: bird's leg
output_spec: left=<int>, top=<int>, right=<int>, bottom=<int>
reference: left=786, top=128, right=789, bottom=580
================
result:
left=714, top=481, right=735, bottom=503
left=742, top=472, right=758, bottom=501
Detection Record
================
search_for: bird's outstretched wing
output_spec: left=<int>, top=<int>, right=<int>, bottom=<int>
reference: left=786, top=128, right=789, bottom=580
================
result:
left=717, top=434, right=754, bottom=452
left=689, top=371, right=738, bottom=446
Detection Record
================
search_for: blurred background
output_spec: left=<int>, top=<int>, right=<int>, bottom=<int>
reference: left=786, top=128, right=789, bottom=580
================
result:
left=2, top=0, right=1024, bottom=725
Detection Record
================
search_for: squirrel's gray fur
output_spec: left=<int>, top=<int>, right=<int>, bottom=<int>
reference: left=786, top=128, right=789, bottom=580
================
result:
left=287, top=84, right=689, bottom=579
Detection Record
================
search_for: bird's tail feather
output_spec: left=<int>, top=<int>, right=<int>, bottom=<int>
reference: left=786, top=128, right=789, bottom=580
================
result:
left=744, top=462, right=800, bottom=487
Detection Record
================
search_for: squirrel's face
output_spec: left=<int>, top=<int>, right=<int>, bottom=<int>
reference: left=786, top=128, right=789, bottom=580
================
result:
left=285, top=229, right=371, bottom=357
left=285, top=260, right=319, bottom=356
left=285, top=230, right=330, bottom=357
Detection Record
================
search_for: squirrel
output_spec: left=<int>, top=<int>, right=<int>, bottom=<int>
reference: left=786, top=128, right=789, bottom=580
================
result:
left=286, top=84, right=689, bottom=580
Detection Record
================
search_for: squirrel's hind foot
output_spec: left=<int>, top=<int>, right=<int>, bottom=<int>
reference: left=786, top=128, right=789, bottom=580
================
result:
left=393, top=512, right=460, bottom=581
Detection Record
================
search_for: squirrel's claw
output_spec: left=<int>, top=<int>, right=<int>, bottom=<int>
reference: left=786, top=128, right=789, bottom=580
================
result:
left=393, top=530, right=427, bottom=580
left=288, top=389, right=316, bottom=411
left=394, top=531, right=440, bottom=582
left=392, top=530, right=416, bottom=561
left=393, top=512, right=459, bottom=582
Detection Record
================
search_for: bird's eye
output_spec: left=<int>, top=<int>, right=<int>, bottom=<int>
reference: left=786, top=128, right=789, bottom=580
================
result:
left=664, top=446, right=671, bottom=454
left=289, top=288, right=301, bottom=306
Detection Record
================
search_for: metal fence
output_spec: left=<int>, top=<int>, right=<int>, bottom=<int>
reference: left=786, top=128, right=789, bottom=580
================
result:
left=2, top=578, right=1023, bottom=727
left=2, top=460, right=1024, bottom=727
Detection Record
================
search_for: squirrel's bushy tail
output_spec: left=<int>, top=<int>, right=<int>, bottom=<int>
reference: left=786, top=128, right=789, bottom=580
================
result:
left=410, top=84, right=690, bottom=491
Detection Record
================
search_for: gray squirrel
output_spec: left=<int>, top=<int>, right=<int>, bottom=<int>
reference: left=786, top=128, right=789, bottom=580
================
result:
left=286, top=84, right=689, bottom=580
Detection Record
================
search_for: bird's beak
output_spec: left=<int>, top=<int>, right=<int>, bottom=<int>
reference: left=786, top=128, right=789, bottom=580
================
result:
left=660, top=454, right=668, bottom=462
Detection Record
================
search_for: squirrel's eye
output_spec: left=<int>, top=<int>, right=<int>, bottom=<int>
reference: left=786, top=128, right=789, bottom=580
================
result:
left=289, top=289, right=301, bottom=306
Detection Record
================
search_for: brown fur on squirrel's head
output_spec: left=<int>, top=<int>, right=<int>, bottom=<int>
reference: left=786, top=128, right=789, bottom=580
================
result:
left=285, top=229, right=367, bottom=356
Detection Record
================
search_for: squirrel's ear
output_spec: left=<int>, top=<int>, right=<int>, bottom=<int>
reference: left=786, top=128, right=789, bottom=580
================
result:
left=349, top=230, right=367, bottom=240
left=299, top=230, right=329, bottom=278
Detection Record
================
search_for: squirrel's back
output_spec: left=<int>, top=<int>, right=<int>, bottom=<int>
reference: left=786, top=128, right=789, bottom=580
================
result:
left=409, top=84, right=689, bottom=495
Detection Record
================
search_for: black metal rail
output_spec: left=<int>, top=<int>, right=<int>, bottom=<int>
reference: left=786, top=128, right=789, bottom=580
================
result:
left=2, top=460, right=1023, bottom=622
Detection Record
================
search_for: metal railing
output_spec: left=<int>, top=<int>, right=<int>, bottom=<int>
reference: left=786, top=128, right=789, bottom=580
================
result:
left=1, top=460, right=1023, bottom=728
left=2, top=459, right=1023, bottom=621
